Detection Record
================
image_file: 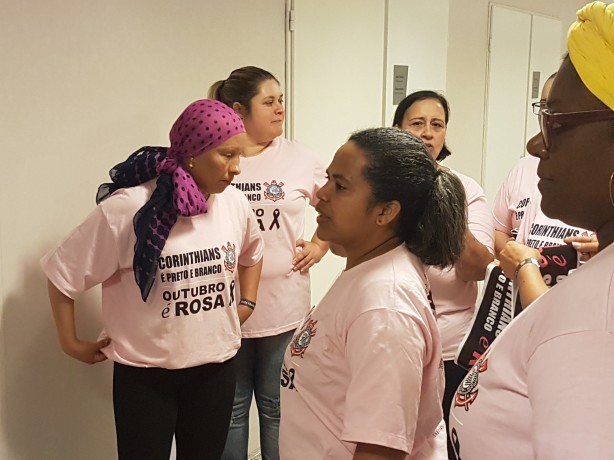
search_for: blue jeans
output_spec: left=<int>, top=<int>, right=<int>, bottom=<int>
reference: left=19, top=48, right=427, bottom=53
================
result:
left=221, top=329, right=294, bottom=460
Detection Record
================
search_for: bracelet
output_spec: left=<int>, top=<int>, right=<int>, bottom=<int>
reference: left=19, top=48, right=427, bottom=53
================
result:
left=239, top=299, right=256, bottom=310
left=514, top=257, right=540, bottom=280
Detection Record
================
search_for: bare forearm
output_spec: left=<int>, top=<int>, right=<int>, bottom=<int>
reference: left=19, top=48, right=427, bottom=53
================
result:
left=495, top=230, right=513, bottom=257
left=48, top=279, right=78, bottom=352
left=237, top=305, right=253, bottom=325
left=47, top=279, right=109, bottom=364
left=499, top=241, right=545, bottom=308
left=237, top=259, right=263, bottom=324
left=237, top=259, right=263, bottom=302
left=455, top=231, right=494, bottom=281
left=515, top=265, right=548, bottom=308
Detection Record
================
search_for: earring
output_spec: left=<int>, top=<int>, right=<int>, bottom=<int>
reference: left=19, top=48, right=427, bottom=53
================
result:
left=188, top=157, right=194, bottom=169
left=609, top=170, right=614, bottom=209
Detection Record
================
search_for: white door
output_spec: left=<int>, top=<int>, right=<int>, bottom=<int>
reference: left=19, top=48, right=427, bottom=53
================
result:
left=289, top=0, right=388, bottom=303
left=383, top=0, right=449, bottom=125
left=525, top=15, right=564, bottom=142
left=482, top=4, right=561, bottom=202
left=289, top=0, right=450, bottom=304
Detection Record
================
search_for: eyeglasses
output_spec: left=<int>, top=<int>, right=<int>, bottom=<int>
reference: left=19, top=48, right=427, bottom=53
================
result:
left=532, top=101, right=546, bottom=115
left=538, top=107, right=614, bottom=149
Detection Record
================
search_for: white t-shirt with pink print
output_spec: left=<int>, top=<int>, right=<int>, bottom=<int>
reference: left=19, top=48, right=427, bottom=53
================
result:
left=428, top=170, right=495, bottom=361
left=448, top=243, right=614, bottom=460
left=492, top=155, right=539, bottom=238
left=40, top=181, right=264, bottom=369
left=279, top=245, right=447, bottom=460
left=232, top=136, right=326, bottom=338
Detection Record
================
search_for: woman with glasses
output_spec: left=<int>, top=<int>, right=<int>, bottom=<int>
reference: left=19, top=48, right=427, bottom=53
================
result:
left=449, top=2, right=614, bottom=458
left=494, top=74, right=597, bottom=308
left=493, top=73, right=597, bottom=307
left=393, top=91, right=495, bottom=457
left=492, top=73, right=556, bottom=254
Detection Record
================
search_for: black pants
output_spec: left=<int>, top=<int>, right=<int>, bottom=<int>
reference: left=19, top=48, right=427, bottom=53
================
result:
left=443, top=360, right=468, bottom=460
left=113, top=358, right=236, bottom=460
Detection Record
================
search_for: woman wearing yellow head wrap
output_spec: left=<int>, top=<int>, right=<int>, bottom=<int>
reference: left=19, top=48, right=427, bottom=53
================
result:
left=447, top=2, right=614, bottom=459
left=568, top=1, right=614, bottom=110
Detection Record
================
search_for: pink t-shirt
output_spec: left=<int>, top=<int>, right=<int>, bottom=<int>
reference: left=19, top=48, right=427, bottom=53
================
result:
left=448, top=243, right=614, bottom=459
left=517, top=192, right=593, bottom=249
left=279, top=245, right=447, bottom=460
left=428, top=170, right=495, bottom=360
left=233, top=137, right=326, bottom=337
left=40, top=181, right=264, bottom=369
left=492, top=155, right=539, bottom=238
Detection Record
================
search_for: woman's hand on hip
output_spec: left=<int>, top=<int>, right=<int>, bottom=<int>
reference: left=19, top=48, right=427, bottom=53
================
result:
left=292, top=239, right=325, bottom=272
left=63, top=337, right=111, bottom=365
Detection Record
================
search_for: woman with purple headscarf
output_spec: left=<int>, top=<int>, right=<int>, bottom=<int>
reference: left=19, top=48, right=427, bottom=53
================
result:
left=41, top=99, right=264, bottom=459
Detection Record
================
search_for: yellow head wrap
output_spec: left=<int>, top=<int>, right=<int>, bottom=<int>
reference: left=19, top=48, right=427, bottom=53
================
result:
left=568, top=1, right=614, bottom=109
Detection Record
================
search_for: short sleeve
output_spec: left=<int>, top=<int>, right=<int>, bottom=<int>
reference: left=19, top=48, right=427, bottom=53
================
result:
left=40, top=206, right=120, bottom=299
left=492, top=179, right=513, bottom=234
left=527, top=330, right=614, bottom=459
left=463, top=176, right=495, bottom=252
left=309, top=153, right=327, bottom=207
left=238, top=198, right=264, bottom=267
left=515, top=198, right=539, bottom=245
left=341, top=308, right=431, bottom=454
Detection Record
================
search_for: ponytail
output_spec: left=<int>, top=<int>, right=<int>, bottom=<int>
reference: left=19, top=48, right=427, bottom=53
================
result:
left=404, top=168, right=467, bottom=268
left=350, top=127, right=466, bottom=269
left=207, top=80, right=225, bottom=100
left=207, top=66, right=278, bottom=115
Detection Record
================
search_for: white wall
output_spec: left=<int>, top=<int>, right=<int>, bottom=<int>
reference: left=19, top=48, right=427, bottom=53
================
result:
left=444, top=0, right=588, bottom=183
left=0, top=1, right=285, bottom=458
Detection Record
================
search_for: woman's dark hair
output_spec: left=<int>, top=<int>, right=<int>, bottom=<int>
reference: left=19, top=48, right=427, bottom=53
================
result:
left=392, top=90, right=452, bottom=161
left=208, top=66, right=279, bottom=115
left=349, top=127, right=467, bottom=268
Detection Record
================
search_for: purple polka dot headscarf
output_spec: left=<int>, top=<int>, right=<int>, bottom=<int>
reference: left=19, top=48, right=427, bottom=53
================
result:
left=96, top=99, right=245, bottom=301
